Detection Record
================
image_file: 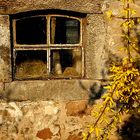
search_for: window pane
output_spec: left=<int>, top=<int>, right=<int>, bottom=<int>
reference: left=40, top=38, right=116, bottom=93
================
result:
left=50, top=48, right=82, bottom=77
left=50, top=17, right=80, bottom=44
left=14, top=50, right=47, bottom=79
left=16, top=17, right=46, bottom=44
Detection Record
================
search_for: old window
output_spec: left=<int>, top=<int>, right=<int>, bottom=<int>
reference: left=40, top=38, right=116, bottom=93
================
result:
left=12, top=13, right=85, bottom=80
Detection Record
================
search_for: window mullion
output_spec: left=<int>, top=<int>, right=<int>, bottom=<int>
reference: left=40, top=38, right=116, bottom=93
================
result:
left=13, top=20, right=16, bottom=45
left=47, top=49, right=51, bottom=74
left=46, top=16, right=51, bottom=75
left=13, top=49, right=16, bottom=79
left=47, top=15, right=50, bottom=45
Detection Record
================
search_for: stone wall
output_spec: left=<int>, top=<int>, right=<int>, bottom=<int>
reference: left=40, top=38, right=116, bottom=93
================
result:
left=0, top=100, right=93, bottom=140
left=0, top=0, right=140, bottom=139
left=0, top=0, right=107, bottom=100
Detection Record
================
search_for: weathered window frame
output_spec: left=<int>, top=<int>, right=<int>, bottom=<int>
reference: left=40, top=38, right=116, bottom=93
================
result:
left=12, top=14, right=85, bottom=80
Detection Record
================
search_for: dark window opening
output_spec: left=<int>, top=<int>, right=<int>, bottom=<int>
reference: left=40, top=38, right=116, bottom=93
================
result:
left=16, top=16, right=47, bottom=44
left=15, top=50, right=47, bottom=79
left=11, top=11, right=85, bottom=80
left=50, top=17, right=80, bottom=44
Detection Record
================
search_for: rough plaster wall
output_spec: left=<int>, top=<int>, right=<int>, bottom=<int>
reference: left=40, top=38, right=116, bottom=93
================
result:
left=0, top=15, right=11, bottom=83
left=0, top=0, right=104, bottom=14
left=86, top=14, right=107, bottom=80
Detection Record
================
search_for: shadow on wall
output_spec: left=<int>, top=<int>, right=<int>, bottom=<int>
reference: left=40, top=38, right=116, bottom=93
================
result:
left=88, top=83, right=105, bottom=105
left=0, top=88, right=13, bottom=102
left=79, top=81, right=106, bottom=105
left=118, top=113, right=140, bottom=140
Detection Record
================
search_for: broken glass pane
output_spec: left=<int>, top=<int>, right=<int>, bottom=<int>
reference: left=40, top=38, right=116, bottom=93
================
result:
left=50, top=17, right=80, bottom=44
left=50, top=48, right=82, bottom=77
left=16, top=16, right=46, bottom=44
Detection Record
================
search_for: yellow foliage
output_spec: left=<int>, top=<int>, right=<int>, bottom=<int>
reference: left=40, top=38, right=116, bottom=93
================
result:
left=82, top=0, right=140, bottom=140
left=106, top=10, right=113, bottom=19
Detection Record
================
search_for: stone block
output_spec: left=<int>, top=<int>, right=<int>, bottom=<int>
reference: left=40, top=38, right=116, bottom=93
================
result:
left=67, top=134, right=82, bottom=140
left=4, top=80, right=90, bottom=100
left=66, top=100, right=87, bottom=116
left=36, top=128, right=53, bottom=139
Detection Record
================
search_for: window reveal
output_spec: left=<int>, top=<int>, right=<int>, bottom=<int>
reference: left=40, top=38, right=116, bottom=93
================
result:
left=12, top=14, right=84, bottom=80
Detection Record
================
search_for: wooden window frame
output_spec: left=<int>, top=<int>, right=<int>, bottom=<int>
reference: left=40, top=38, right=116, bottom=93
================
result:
left=12, top=14, right=85, bottom=80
